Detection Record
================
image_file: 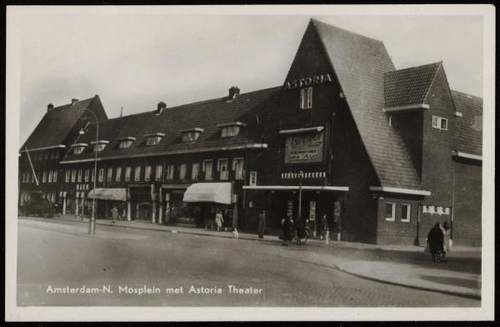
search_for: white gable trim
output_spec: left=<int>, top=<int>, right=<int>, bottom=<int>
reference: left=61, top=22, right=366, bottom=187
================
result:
left=383, top=104, right=430, bottom=112
left=452, top=151, right=482, bottom=161
left=370, top=186, right=431, bottom=196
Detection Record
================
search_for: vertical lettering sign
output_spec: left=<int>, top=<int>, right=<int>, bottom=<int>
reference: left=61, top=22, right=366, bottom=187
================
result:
left=284, top=131, right=325, bottom=164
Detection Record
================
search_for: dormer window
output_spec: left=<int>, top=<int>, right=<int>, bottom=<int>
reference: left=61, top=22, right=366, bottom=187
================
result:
left=181, top=128, right=204, bottom=142
left=71, top=143, right=88, bottom=155
left=145, top=133, right=165, bottom=146
left=91, top=140, right=109, bottom=152
left=217, top=122, right=246, bottom=138
left=118, top=136, right=136, bottom=149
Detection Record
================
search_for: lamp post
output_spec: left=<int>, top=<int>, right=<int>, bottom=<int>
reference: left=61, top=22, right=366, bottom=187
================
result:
left=79, top=109, right=99, bottom=235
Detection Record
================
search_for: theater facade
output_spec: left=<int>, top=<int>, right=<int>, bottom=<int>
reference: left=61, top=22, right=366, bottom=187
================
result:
left=18, top=19, right=483, bottom=246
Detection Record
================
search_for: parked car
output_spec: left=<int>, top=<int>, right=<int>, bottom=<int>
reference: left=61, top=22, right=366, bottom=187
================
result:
left=22, top=192, right=55, bottom=218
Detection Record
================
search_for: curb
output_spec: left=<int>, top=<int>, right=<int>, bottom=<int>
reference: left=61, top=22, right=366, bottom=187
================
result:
left=21, top=216, right=482, bottom=300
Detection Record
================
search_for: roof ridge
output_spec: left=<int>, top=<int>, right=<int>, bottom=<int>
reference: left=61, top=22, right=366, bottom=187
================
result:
left=53, top=96, right=95, bottom=110
left=387, top=61, right=443, bottom=75
left=451, top=89, right=483, bottom=100
left=311, top=18, right=384, bottom=45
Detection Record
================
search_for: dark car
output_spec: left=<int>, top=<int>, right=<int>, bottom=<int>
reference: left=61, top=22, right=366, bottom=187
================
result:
left=22, top=192, right=55, bottom=218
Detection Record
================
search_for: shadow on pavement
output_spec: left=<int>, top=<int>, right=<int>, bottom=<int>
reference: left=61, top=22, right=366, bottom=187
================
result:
left=419, top=275, right=481, bottom=290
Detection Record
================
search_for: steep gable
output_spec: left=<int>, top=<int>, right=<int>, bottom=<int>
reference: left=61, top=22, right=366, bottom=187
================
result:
left=452, top=90, right=483, bottom=155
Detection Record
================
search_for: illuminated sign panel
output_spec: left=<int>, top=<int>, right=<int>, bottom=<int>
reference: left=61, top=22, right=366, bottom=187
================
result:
left=284, top=131, right=325, bottom=164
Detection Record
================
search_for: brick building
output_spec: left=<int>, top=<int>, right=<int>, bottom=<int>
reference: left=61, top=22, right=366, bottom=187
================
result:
left=18, top=19, right=482, bottom=246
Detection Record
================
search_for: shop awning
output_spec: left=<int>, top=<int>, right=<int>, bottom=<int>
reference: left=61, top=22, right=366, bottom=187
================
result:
left=88, top=188, right=127, bottom=201
left=183, top=182, right=232, bottom=204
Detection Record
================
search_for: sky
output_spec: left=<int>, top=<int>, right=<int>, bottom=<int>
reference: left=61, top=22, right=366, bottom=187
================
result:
left=11, top=7, right=484, bottom=145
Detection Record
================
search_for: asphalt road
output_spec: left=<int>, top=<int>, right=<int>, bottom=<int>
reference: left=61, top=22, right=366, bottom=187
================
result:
left=17, top=219, right=479, bottom=306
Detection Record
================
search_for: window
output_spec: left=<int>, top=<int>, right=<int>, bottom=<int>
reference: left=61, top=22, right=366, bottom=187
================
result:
left=300, top=87, right=313, bottom=109
left=401, top=204, right=411, bottom=222
left=42, top=170, right=47, bottom=183
left=84, top=169, right=90, bottom=182
left=134, top=166, right=142, bottom=182
left=125, top=166, right=131, bottom=182
left=221, top=126, right=241, bottom=138
left=144, top=165, right=152, bottom=182
left=93, top=142, right=108, bottom=152
left=91, top=168, right=95, bottom=182
left=249, top=171, right=257, bottom=186
left=232, top=158, right=244, bottom=180
left=77, top=169, right=83, bottom=182
left=385, top=202, right=396, bottom=221
left=53, top=170, right=58, bottom=183
left=107, top=167, right=113, bottom=182
left=181, top=130, right=203, bottom=142
left=202, top=160, right=213, bottom=180
left=218, top=159, right=229, bottom=180
left=48, top=170, right=53, bottom=183
left=72, top=144, right=87, bottom=155
left=166, top=164, right=175, bottom=180
left=179, top=164, right=187, bottom=180
left=155, top=165, right=163, bottom=181
left=98, top=168, right=104, bottom=182
left=191, top=163, right=200, bottom=180
left=432, top=115, right=448, bottom=131
left=146, top=134, right=164, bottom=146
left=119, top=137, right=135, bottom=149
left=115, top=167, right=122, bottom=182
left=65, top=170, right=70, bottom=183
left=71, top=169, right=77, bottom=183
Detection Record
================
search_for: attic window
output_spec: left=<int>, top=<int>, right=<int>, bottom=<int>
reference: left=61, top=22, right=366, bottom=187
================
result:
left=118, top=136, right=136, bottom=149
left=145, top=133, right=165, bottom=146
left=90, top=140, right=109, bottom=152
left=217, top=122, right=246, bottom=138
left=300, top=87, right=313, bottom=110
left=181, top=128, right=204, bottom=142
left=71, top=143, right=88, bottom=155
left=432, top=115, right=448, bottom=131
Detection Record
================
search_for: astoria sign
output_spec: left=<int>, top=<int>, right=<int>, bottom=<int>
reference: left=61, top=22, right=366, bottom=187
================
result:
left=284, top=73, right=333, bottom=90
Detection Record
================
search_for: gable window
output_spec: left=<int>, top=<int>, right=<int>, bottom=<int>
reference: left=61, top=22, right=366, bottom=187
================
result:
left=191, top=163, right=200, bottom=180
left=218, top=158, right=229, bottom=180
left=118, top=137, right=136, bottom=149
left=300, top=87, right=313, bottom=110
left=232, top=158, right=244, bottom=180
left=115, top=167, right=122, bottom=182
left=107, top=167, right=113, bottom=182
left=166, top=164, right=175, bottom=180
left=92, top=140, right=109, bottom=152
left=432, top=115, right=448, bottom=131
left=202, top=159, right=213, bottom=181
left=218, top=122, right=246, bottom=138
left=181, top=128, right=204, bottom=142
left=72, top=143, right=87, bottom=155
left=179, top=164, right=187, bottom=180
left=385, top=202, right=396, bottom=221
left=401, top=203, right=411, bottom=223
left=134, top=166, right=142, bottom=182
left=145, top=133, right=165, bottom=146
left=144, top=165, right=152, bottom=182
left=125, top=166, right=131, bottom=182
left=155, top=165, right=163, bottom=181
left=98, top=168, right=105, bottom=182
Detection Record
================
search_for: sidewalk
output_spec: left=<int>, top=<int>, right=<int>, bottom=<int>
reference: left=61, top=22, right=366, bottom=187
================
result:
left=23, top=215, right=482, bottom=300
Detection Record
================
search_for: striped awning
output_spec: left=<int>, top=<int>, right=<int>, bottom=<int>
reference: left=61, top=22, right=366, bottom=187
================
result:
left=88, top=188, right=127, bottom=201
left=183, top=182, right=232, bottom=204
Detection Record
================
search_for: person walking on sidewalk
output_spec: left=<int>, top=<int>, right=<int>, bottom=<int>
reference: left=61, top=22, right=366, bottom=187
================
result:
left=111, top=206, right=118, bottom=224
left=280, top=215, right=294, bottom=246
left=441, top=221, right=451, bottom=261
left=215, top=209, right=224, bottom=232
left=427, top=223, right=444, bottom=262
left=258, top=209, right=267, bottom=239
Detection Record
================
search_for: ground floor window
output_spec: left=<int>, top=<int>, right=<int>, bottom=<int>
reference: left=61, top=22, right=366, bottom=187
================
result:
left=401, top=203, right=411, bottom=222
left=385, top=202, right=396, bottom=221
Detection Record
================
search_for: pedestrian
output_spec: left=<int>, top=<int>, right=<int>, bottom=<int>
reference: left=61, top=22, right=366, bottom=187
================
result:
left=441, top=221, right=451, bottom=261
left=295, top=217, right=307, bottom=245
left=111, top=206, right=119, bottom=224
left=320, top=213, right=329, bottom=240
left=280, top=215, right=294, bottom=246
left=427, top=222, right=444, bottom=263
left=215, top=209, right=224, bottom=232
left=258, top=209, right=267, bottom=239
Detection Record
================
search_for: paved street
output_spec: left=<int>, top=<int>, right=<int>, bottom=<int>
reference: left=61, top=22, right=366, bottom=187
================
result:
left=17, top=218, right=479, bottom=306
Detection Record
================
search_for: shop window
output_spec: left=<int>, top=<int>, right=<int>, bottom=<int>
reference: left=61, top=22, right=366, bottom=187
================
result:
left=432, top=115, right=448, bottom=131
left=166, top=164, right=175, bottom=180
left=134, top=166, right=142, bottom=182
left=65, top=170, right=71, bottom=183
left=144, top=165, right=152, bottom=182
left=202, top=160, right=213, bottom=181
left=107, top=167, right=113, bottom=182
left=98, top=168, right=105, bottom=182
left=71, top=169, right=77, bottom=183
left=218, top=159, right=229, bottom=180
left=125, top=166, right=131, bottom=182
left=77, top=169, right=83, bottom=183
left=191, top=163, right=200, bottom=180
left=115, top=167, right=122, bottom=182
left=300, top=87, right=313, bottom=110
left=232, top=158, right=244, bottom=180
left=84, top=169, right=90, bottom=182
left=155, top=165, right=163, bottom=181
left=179, top=164, right=187, bottom=180
left=249, top=171, right=257, bottom=186
left=401, top=203, right=411, bottom=222
left=385, top=202, right=396, bottom=221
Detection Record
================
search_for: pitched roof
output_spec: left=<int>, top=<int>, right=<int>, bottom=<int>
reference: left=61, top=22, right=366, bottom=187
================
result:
left=21, top=97, right=99, bottom=150
left=63, top=87, right=280, bottom=161
left=312, top=19, right=421, bottom=189
left=452, top=90, right=483, bottom=155
left=384, top=62, right=442, bottom=108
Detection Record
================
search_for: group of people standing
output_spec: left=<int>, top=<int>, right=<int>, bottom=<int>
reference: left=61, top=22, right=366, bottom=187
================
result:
left=427, top=221, right=452, bottom=262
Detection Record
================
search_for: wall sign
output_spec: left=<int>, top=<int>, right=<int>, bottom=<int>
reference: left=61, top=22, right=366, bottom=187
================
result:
left=284, top=131, right=325, bottom=164
left=281, top=171, right=326, bottom=179
left=284, top=73, right=333, bottom=90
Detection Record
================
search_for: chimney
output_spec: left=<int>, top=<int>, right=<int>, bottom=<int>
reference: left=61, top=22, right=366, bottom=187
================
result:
left=228, top=86, right=240, bottom=100
left=47, top=103, right=54, bottom=112
left=71, top=98, right=79, bottom=105
left=156, top=101, right=167, bottom=114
